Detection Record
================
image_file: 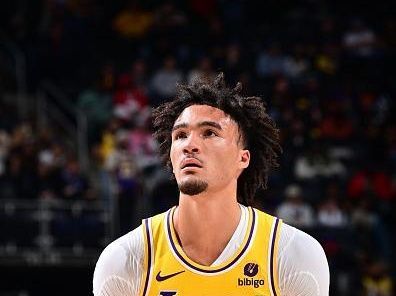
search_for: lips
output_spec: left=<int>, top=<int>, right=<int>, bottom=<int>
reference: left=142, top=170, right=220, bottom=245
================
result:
left=180, top=158, right=203, bottom=170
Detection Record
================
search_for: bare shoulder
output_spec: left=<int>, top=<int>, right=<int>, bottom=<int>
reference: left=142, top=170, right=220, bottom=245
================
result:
left=278, top=223, right=330, bottom=296
left=93, top=226, right=144, bottom=296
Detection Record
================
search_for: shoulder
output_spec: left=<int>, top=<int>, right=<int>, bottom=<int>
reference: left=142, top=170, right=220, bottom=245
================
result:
left=93, top=225, right=145, bottom=296
left=278, top=223, right=327, bottom=261
left=277, top=223, right=330, bottom=296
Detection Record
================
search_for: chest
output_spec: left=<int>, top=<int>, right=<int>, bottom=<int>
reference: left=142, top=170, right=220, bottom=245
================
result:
left=140, top=208, right=281, bottom=296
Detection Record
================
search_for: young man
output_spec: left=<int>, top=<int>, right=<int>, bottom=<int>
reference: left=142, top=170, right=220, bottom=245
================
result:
left=93, top=74, right=330, bottom=295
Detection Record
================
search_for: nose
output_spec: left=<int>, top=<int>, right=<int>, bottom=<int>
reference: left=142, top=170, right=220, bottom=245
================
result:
left=182, top=133, right=200, bottom=155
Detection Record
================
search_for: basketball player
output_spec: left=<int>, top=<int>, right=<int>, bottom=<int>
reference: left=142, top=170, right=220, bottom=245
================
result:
left=93, top=73, right=330, bottom=295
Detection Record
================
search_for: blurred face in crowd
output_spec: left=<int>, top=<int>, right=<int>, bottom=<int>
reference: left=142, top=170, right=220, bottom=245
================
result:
left=170, top=105, right=250, bottom=196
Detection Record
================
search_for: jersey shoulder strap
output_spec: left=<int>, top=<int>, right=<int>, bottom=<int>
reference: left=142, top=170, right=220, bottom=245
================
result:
left=255, top=208, right=283, bottom=296
left=139, top=210, right=169, bottom=296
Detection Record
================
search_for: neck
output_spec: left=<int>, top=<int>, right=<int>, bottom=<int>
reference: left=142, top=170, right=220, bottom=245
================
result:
left=173, top=188, right=241, bottom=266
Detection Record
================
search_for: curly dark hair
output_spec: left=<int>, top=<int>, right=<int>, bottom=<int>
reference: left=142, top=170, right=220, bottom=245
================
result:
left=152, top=73, right=281, bottom=206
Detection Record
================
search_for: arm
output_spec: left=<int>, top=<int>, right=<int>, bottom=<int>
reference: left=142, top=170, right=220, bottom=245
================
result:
left=278, top=223, right=330, bottom=296
left=93, top=226, right=144, bottom=296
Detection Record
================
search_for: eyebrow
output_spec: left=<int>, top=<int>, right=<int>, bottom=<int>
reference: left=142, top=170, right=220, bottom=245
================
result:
left=172, top=121, right=222, bottom=132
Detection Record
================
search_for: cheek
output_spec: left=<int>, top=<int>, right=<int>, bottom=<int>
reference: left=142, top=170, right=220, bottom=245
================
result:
left=170, top=145, right=174, bottom=159
left=211, top=147, right=239, bottom=170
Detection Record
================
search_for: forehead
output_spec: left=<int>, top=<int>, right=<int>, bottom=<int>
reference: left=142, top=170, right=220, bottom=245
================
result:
left=174, top=105, right=236, bottom=128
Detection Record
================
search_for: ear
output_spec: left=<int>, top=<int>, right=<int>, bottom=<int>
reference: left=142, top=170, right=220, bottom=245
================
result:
left=239, top=149, right=250, bottom=169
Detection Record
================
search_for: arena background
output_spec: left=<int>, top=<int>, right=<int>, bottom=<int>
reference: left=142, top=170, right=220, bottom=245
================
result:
left=0, top=0, right=395, bottom=295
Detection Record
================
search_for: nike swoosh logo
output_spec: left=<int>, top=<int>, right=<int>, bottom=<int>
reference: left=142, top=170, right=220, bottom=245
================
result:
left=156, top=270, right=185, bottom=281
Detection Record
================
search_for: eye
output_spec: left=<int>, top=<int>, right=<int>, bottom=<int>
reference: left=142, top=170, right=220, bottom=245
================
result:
left=203, top=129, right=217, bottom=137
left=173, top=131, right=187, bottom=140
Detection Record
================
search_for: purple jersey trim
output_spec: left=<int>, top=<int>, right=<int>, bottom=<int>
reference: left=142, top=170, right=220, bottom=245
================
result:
left=142, top=218, right=152, bottom=296
left=166, top=207, right=256, bottom=274
left=269, top=218, right=280, bottom=296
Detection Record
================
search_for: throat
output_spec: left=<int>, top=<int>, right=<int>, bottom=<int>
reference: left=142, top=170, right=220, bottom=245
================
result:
left=181, top=243, right=224, bottom=266
left=172, top=203, right=243, bottom=266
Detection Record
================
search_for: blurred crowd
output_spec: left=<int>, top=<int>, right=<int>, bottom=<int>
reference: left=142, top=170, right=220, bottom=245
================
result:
left=1, top=0, right=396, bottom=295
left=0, top=111, right=91, bottom=201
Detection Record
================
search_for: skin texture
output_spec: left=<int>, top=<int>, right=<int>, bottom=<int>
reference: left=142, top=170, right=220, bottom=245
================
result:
left=170, top=104, right=250, bottom=265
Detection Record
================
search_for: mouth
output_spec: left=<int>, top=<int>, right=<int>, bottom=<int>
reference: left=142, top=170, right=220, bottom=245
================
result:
left=180, top=159, right=203, bottom=170
left=181, top=164, right=202, bottom=170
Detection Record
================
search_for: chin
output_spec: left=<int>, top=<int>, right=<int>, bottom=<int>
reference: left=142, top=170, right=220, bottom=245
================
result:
left=178, top=172, right=201, bottom=182
left=178, top=178, right=208, bottom=196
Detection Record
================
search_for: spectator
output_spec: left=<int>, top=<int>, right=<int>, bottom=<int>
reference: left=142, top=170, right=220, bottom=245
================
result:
left=284, top=44, right=310, bottom=79
left=351, top=197, right=391, bottom=261
left=256, top=43, right=287, bottom=78
left=295, top=144, right=347, bottom=180
left=61, top=158, right=89, bottom=200
left=153, top=1, right=188, bottom=34
left=113, top=73, right=149, bottom=122
left=37, top=142, right=66, bottom=200
left=36, top=154, right=63, bottom=199
left=99, top=118, right=121, bottom=166
left=127, top=121, right=159, bottom=172
left=150, top=56, right=183, bottom=105
left=317, top=183, right=348, bottom=228
left=315, top=43, right=340, bottom=75
left=187, top=56, right=216, bottom=85
left=276, top=184, right=315, bottom=229
left=224, top=43, right=245, bottom=84
left=110, top=133, right=141, bottom=234
left=77, top=73, right=113, bottom=143
left=362, top=260, right=393, bottom=296
left=347, top=164, right=393, bottom=202
left=343, top=19, right=378, bottom=58
left=112, top=0, right=154, bottom=39
left=319, top=109, right=355, bottom=142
